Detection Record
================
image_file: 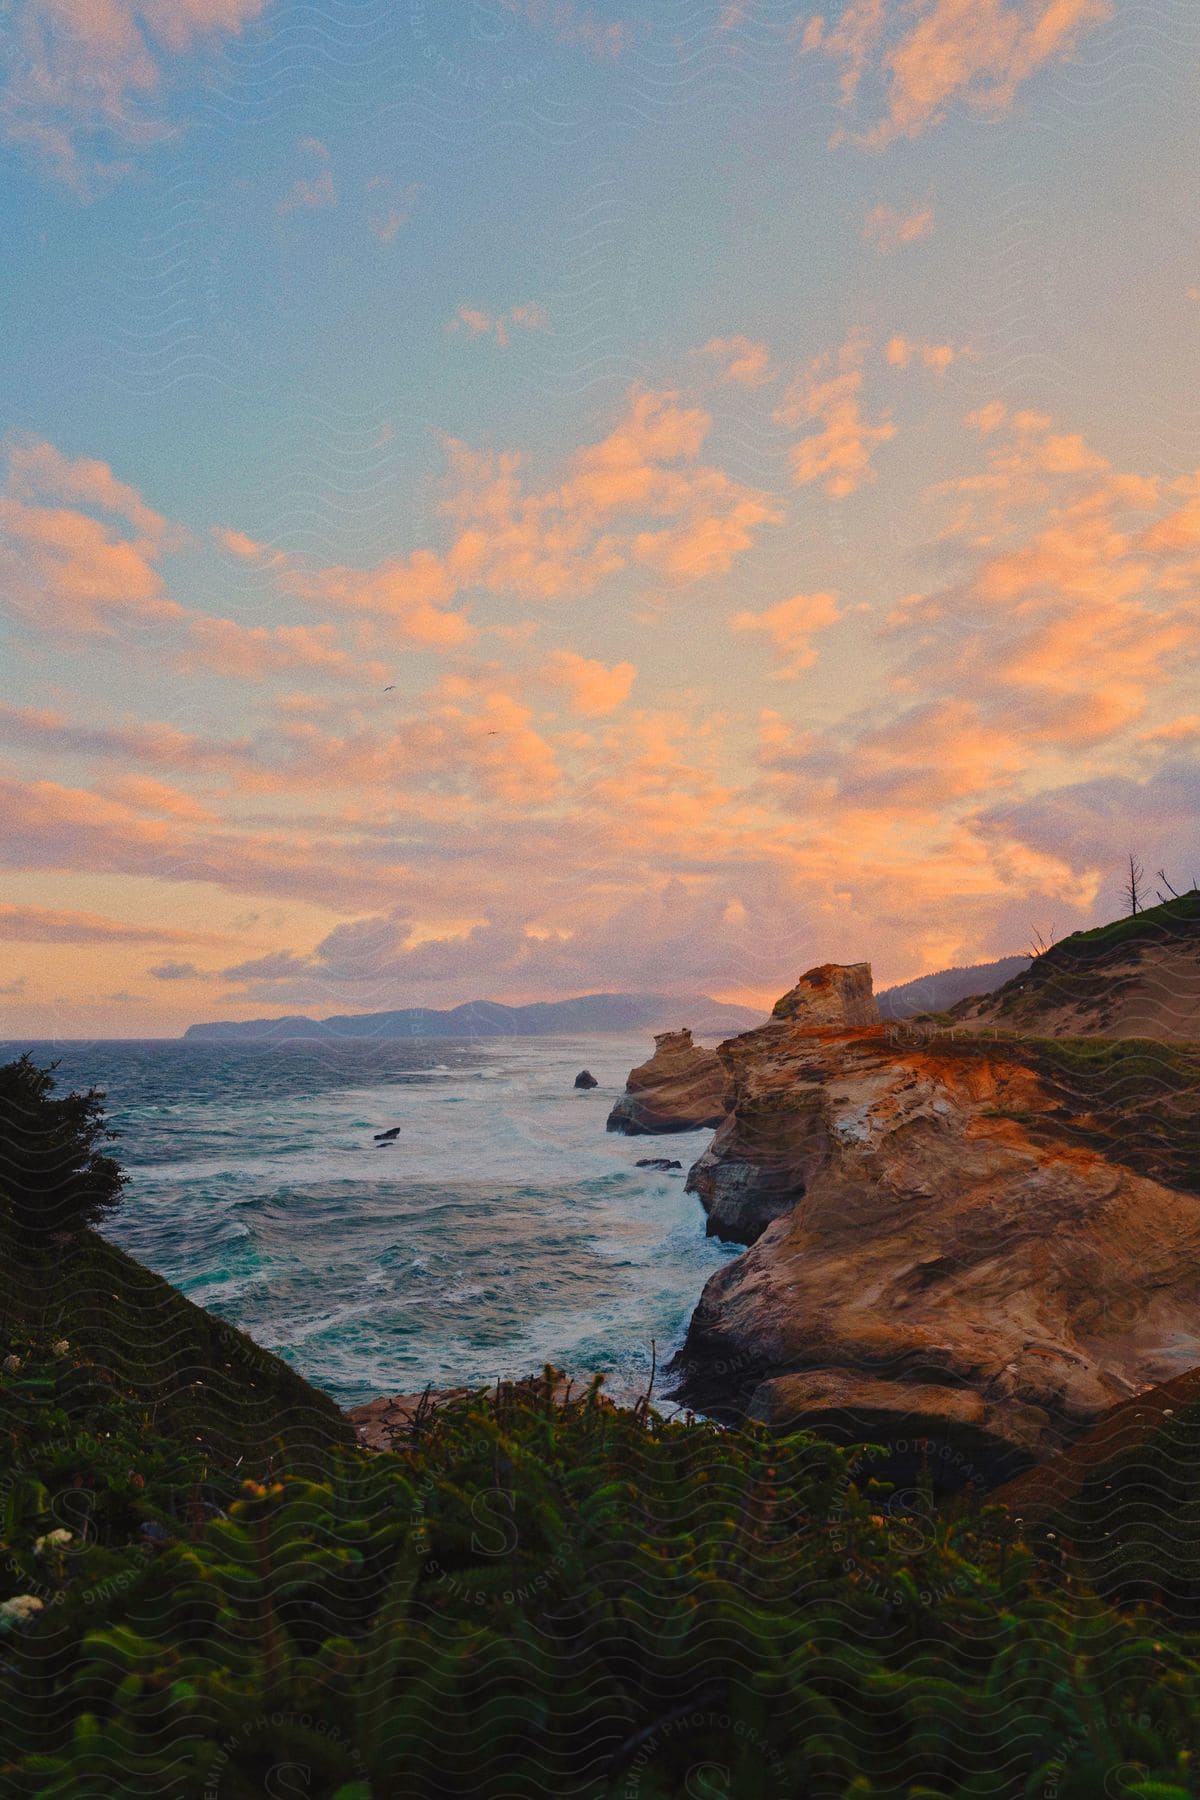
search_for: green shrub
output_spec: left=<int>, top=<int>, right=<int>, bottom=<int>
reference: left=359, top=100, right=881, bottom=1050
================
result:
left=0, top=1055, right=125, bottom=1240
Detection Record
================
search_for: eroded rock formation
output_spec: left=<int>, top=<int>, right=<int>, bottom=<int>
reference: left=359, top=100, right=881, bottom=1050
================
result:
left=772, top=961, right=879, bottom=1026
left=669, top=988, right=1200, bottom=1473
left=606, top=1029, right=729, bottom=1135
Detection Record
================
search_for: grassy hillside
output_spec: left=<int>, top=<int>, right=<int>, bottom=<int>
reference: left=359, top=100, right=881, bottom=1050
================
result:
left=959, top=891, right=1200, bottom=1037
left=0, top=1220, right=351, bottom=1473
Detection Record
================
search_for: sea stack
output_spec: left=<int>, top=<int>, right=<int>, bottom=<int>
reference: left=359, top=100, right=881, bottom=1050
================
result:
left=606, top=1029, right=729, bottom=1135
left=574, top=1070, right=599, bottom=1089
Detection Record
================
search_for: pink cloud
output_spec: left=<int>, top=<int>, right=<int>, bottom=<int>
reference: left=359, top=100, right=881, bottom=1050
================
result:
left=805, top=0, right=1112, bottom=149
left=696, top=335, right=774, bottom=386
left=178, top=616, right=389, bottom=682
left=499, top=0, right=631, bottom=60
left=278, top=137, right=335, bottom=213
left=0, top=437, right=184, bottom=636
left=446, top=302, right=550, bottom=347
left=888, top=411, right=1200, bottom=747
left=0, top=903, right=225, bottom=945
left=541, top=649, right=637, bottom=716
left=774, top=336, right=896, bottom=496
left=365, top=177, right=418, bottom=242
left=862, top=203, right=934, bottom=251
left=731, top=590, right=841, bottom=677
left=885, top=334, right=961, bottom=373
left=0, top=701, right=252, bottom=772
left=2, top=0, right=269, bottom=191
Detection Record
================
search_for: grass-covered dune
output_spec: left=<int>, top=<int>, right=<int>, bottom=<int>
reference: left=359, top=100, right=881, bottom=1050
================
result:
left=954, top=890, right=1200, bottom=1039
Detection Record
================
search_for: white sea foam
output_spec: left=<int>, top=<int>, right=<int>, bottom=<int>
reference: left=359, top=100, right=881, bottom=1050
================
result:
left=12, top=1033, right=740, bottom=1408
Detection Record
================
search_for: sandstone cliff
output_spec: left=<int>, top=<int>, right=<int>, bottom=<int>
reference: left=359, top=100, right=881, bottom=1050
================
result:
left=772, top=961, right=879, bottom=1026
left=669, top=982, right=1200, bottom=1474
left=606, top=1029, right=729, bottom=1135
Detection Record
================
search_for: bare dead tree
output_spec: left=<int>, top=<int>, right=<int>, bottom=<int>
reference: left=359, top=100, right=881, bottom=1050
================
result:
left=1125, top=852, right=1145, bottom=916
left=1026, top=923, right=1057, bottom=960
left=1156, top=868, right=1181, bottom=903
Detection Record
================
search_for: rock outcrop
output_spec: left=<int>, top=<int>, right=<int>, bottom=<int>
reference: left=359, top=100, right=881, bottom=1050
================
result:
left=606, top=1029, right=729, bottom=1135
left=574, top=1070, right=599, bottom=1089
left=669, top=981, right=1200, bottom=1475
left=772, top=961, right=880, bottom=1026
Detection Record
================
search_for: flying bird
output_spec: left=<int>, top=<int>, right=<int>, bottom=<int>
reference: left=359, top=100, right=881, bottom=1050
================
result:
left=383, top=685, right=395, bottom=691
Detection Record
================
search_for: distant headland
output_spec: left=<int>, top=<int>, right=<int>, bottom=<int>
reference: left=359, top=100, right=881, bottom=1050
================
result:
left=182, top=991, right=767, bottom=1042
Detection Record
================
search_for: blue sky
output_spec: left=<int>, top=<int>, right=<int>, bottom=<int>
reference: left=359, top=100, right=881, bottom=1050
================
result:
left=3, top=0, right=1200, bottom=1035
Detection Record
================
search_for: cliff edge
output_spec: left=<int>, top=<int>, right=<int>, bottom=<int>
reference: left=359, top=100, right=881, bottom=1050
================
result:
left=669, top=961, right=1200, bottom=1477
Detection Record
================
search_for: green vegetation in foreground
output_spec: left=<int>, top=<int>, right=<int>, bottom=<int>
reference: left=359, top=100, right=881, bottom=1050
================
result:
left=0, top=1221, right=351, bottom=1474
left=1, top=1349, right=1199, bottom=1798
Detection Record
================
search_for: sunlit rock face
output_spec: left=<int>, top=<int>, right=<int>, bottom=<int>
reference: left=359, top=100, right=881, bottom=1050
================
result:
left=605, top=1029, right=729, bottom=1135
left=771, top=961, right=880, bottom=1027
left=669, top=989, right=1200, bottom=1475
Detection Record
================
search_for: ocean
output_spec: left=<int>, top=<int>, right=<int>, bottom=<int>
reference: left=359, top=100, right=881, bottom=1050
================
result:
left=0, top=1035, right=739, bottom=1409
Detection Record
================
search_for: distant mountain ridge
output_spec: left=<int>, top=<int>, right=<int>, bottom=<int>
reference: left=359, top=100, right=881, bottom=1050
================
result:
left=876, top=956, right=1031, bottom=1019
left=183, top=992, right=766, bottom=1043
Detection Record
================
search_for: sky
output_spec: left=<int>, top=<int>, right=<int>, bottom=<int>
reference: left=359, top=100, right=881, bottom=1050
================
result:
left=2, top=0, right=1200, bottom=1038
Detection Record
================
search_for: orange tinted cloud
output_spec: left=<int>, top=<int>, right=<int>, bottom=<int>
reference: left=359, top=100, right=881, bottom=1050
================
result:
left=0, top=436, right=185, bottom=636
left=0, top=704, right=255, bottom=788
left=863, top=203, right=934, bottom=251
left=541, top=649, right=636, bottom=716
left=447, top=303, right=550, bottom=346
left=441, top=387, right=779, bottom=596
left=278, top=137, right=335, bottom=213
left=731, top=590, right=841, bottom=677
left=276, top=548, right=474, bottom=646
left=885, top=334, right=961, bottom=373
left=891, top=412, right=1199, bottom=746
left=775, top=337, right=895, bottom=496
left=101, top=774, right=215, bottom=821
left=179, top=616, right=388, bottom=681
left=696, top=335, right=774, bottom=386
left=3, top=0, right=269, bottom=190
left=805, top=0, right=1111, bottom=148
left=0, top=904, right=224, bottom=945
left=500, top=0, right=631, bottom=59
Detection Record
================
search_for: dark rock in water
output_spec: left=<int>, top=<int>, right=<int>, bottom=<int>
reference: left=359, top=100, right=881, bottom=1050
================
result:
left=373, top=1127, right=401, bottom=1141
left=636, top=1158, right=682, bottom=1171
left=574, top=1070, right=599, bottom=1089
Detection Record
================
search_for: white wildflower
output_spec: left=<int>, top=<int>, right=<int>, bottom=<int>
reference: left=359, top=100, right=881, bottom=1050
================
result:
left=0, top=1595, right=44, bottom=1631
left=2, top=1355, right=21, bottom=1374
left=33, top=1530, right=72, bottom=1555
left=51, top=1340, right=70, bottom=1358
